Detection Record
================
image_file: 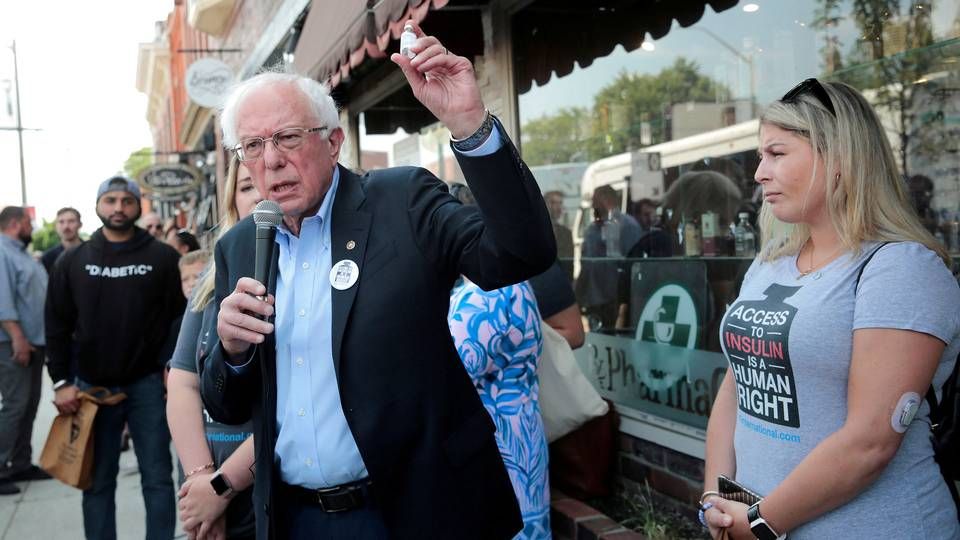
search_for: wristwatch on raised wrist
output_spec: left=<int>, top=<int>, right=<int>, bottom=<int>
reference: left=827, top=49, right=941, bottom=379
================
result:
left=450, top=109, right=494, bottom=152
left=747, top=502, right=784, bottom=540
left=209, top=470, right=234, bottom=498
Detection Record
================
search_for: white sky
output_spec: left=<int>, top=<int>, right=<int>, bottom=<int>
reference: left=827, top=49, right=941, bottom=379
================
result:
left=0, top=0, right=173, bottom=234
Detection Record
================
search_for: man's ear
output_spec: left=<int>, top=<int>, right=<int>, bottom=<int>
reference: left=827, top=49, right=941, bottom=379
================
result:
left=328, top=127, right=346, bottom=160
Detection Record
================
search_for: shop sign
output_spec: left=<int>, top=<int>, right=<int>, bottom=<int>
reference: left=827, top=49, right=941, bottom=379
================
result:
left=574, top=332, right=728, bottom=430
left=139, top=164, right=202, bottom=196
left=572, top=258, right=732, bottom=430
left=185, top=58, right=234, bottom=108
left=636, top=284, right=699, bottom=349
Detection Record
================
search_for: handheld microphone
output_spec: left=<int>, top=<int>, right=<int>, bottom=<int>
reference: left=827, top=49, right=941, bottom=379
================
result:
left=252, top=200, right=283, bottom=298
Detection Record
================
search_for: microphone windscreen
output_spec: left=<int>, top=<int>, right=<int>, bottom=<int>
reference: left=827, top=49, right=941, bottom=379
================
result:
left=253, top=200, right=283, bottom=228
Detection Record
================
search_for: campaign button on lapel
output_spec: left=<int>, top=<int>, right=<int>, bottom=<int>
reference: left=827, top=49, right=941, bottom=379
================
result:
left=330, top=259, right=360, bottom=290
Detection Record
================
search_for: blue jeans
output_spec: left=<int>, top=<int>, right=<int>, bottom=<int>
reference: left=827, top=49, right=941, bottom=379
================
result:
left=79, top=372, right=174, bottom=540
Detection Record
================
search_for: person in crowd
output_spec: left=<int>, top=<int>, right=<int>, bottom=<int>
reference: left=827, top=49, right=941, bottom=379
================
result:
left=630, top=198, right=658, bottom=234
left=179, top=250, right=210, bottom=301
left=0, top=206, right=51, bottom=496
left=158, top=250, right=211, bottom=374
left=907, top=174, right=938, bottom=234
left=447, top=271, right=549, bottom=539
left=575, top=185, right=641, bottom=331
left=45, top=176, right=185, bottom=540
left=452, top=183, right=584, bottom=350
left=200, top=23, right=554, bottom=540
left=167, top=229, right=201, bottom=255
left=582, top=185, right=641, bottom=257
left=701, top=79, right=960, bottom=539
left=41, top=207, right=83, bottom=273
left=140, top=211, right=165, bottom=240
left=450, top=182, right=588, bottom=539
left=168, top=158, right=261, bottom=540
left=543, top=190, right=574, bottom=278
left=531, top=259, right=584, bottom=349
left=162, top=218, right=178, bottom=246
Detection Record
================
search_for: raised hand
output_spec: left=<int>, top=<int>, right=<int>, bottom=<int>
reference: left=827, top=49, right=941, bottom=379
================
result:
left=390, top=21, right=487, bottom=140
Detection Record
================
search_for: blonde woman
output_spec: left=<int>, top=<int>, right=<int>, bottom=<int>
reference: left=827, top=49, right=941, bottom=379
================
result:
left=167, top=157, right=262, bottom=540
left=701, top=79, right=960, bottom=539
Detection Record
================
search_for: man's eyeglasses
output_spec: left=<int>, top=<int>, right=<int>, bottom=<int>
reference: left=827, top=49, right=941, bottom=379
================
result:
left=780, top=78, right=836, bottom=117
left=232, top=126, right=327, bottom=162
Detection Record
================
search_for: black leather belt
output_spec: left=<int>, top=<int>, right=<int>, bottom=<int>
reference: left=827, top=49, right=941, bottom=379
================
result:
left=279, top=478, right=373, bottom=513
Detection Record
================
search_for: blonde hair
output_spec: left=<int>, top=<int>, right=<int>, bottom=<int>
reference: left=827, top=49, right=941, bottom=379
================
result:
left=179, top=249, right=211, bottom=270
left=758, top=81, right=949, bottom=266
left=191, top=157, right=244, bottom=311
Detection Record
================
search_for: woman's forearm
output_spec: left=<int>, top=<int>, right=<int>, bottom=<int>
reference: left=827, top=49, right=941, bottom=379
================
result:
left=167, top=369, right=214, bottom=474
left=758, top=425, right=897, bottom=534
left=219, top=436, right=255, bottom=491
left=704, top=369, right=738, bottom=492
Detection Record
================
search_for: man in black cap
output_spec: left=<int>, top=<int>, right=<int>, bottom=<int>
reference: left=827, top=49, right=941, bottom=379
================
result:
left=45, top=176, right=185, bottom=540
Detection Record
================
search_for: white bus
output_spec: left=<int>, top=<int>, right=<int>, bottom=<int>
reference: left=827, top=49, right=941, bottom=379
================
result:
left=573, top=118, right=761, bottom=258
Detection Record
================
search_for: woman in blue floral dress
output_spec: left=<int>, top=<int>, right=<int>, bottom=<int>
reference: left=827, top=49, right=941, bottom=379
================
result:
left=448, top=278, right=551, bottom=539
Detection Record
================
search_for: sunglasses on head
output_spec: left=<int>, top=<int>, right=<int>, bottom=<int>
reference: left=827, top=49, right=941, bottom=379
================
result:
left=780, top=78, right=836, bottom=117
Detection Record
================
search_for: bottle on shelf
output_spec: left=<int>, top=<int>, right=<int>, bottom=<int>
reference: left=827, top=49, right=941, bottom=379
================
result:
left=683, top=215, right=702, bottom=257
left=701, top=211, right=718, bottom=257
left=724, top=222, right=737, bottom=256
left=734, top=212, right=757, bottom=257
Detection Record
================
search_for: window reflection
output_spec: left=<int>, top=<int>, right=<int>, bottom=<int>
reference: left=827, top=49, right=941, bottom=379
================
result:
left=515, top=0, right=960, bottom=426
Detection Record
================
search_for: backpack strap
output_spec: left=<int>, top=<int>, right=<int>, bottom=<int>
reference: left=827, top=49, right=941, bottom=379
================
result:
left=852, top=243, right=943, bottom=412
left=853, top=242, right=890, bottom=292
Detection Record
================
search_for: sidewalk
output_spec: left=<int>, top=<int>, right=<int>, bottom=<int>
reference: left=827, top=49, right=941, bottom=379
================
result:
left=0, top=367, right=184, bottom=540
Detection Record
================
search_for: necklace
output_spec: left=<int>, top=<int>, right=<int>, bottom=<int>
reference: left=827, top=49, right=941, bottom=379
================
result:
left=797, top=241, right=843, bottom=278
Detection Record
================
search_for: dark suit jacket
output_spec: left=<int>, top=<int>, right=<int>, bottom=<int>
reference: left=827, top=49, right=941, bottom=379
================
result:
left=200, top=135, right=556, bottom=539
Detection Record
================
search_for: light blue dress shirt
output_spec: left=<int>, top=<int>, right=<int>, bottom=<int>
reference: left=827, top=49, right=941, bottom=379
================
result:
left=233, top=125, right=504, bottom=489
left=270, top=168, right=371, bottom=489
left=0, top=234, right=47, bottom=346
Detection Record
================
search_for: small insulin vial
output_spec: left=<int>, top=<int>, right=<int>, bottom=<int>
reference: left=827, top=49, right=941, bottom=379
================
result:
left=400, top=23, right=416, bottom=59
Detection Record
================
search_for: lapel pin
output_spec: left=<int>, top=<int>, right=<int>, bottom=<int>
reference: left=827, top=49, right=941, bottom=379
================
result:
left=346, top=240, right=356, bottom=251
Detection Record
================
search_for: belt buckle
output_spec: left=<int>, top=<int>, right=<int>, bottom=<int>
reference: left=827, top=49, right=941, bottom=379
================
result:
left=315, top=485, right=352, bottom=513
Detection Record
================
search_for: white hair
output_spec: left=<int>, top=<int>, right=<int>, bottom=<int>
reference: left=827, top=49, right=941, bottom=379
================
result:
left=219, top=66, right=340, bottom=149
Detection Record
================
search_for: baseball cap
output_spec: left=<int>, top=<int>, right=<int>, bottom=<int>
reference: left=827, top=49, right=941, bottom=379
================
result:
left=96, top=176, right=142, bottom=202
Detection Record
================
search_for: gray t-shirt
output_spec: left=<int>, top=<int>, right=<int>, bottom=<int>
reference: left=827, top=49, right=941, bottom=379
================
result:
left=720, top=242, right=960, bottom=539
left=170, top=301, right=256, bottom=538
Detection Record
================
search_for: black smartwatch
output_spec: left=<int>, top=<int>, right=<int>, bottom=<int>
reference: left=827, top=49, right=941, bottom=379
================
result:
left=747, top=502, right=783, bottom=540
left=209, top=470, right=234, bottom=498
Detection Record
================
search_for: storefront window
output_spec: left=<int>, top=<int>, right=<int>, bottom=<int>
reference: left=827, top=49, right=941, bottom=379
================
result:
left=514, top=0, right=960, bottom=435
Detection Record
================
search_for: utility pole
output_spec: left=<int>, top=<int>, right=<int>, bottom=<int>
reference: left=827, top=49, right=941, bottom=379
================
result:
left=1, top=41, right=28, bottom=206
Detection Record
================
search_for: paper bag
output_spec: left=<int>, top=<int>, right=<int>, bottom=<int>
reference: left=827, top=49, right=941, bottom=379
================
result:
left=40, top=387, right=126, bottom=490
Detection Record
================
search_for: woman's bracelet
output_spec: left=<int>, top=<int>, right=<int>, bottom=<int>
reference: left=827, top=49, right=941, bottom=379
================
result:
left=698, top=501, right=715, bottom=528
left=185, top=462, right=215, bottom=478
left=699, top=490, right=721, bottom=506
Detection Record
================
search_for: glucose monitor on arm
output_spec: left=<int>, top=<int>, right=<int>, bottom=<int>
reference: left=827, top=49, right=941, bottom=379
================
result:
left=891, top=391, right=921, bottom=434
